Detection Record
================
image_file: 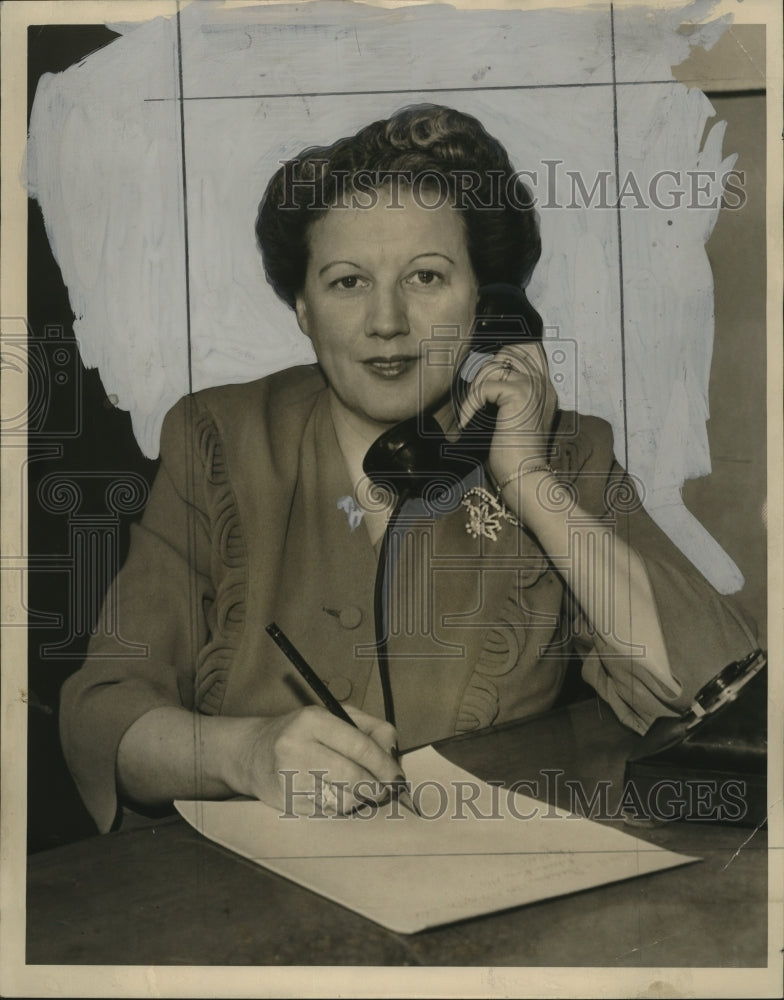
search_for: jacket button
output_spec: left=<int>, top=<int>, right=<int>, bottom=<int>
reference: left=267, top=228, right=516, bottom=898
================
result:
left=328, top=676, right=353, bottom=702
left=338, top=606, right=363, bottom=629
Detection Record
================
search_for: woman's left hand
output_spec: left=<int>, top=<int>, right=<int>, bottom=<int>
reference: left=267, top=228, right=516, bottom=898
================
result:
left=457, top=341, right=558, bottom=492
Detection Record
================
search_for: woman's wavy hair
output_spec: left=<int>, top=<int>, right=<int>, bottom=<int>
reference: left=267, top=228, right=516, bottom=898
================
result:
left=256, top=105, right=542, bottom=311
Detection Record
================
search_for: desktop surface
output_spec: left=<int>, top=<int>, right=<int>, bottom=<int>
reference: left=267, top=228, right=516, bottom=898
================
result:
left=26, top=698, right=767, bottom=967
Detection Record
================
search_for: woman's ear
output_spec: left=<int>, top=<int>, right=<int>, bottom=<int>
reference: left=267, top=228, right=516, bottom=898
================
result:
left=294, top=296, right=310, bottom=337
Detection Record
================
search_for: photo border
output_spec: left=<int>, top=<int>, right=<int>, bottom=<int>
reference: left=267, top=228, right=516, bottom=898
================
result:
left=2, top=1, right=782, bottom=996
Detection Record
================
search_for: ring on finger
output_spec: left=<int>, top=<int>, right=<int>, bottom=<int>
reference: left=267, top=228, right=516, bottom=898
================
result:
left=319, top=780, right=339, bottom=814
left=500, top=358, right=514, bottom=381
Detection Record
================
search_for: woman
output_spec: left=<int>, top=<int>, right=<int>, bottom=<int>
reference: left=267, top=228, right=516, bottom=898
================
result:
left=60, top=105, right=757, bottom=833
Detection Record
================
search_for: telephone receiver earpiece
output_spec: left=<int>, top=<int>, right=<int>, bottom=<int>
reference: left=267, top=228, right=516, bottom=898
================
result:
left=362, top=283, right=543, bottom=497
left=470, top=282, right=543, bottom=349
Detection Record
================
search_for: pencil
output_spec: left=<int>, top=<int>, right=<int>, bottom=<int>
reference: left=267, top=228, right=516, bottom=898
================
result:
left=265, top=622, right=420, bottom=817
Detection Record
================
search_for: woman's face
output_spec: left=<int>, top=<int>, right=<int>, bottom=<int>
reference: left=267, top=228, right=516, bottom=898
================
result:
left=295, top=187, right=479, bottom=436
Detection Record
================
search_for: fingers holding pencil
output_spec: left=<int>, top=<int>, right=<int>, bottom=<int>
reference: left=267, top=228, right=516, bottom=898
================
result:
left=342, top=705, right=420, bottom=817
left=265, top=623, right=420, bottom=816
left=241, top=705, right=409, bottom=816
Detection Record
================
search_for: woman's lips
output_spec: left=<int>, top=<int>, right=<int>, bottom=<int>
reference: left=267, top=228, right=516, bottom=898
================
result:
left=362, top=356, right=419, bottom=378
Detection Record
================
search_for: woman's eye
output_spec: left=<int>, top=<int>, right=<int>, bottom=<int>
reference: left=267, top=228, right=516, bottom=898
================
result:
left=407, top=269, right=442, bottom=287
left=331, top=275, right=367, bottom=291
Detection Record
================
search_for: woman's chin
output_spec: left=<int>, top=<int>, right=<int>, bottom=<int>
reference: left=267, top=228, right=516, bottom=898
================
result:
left=363, top=392, right=453, bottom=430
left=364, top=407, right=420, bottom=432
left=329, top=383, right=450, bottom=438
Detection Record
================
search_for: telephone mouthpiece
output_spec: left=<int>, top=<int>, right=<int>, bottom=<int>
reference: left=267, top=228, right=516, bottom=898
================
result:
left=362, top=414, right=445, bottom=486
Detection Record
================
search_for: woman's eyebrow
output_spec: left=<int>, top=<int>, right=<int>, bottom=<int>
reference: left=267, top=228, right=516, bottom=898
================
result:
left=318, top=260, right=362, bottom=277
left=409, top=252, right=455, bottom=265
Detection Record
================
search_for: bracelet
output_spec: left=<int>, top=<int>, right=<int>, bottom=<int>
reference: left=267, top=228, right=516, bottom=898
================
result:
left=494, top=463, right=554, bottom=497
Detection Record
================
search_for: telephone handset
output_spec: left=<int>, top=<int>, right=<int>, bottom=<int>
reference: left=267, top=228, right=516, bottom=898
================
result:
left=362, top=282, right=543, bottom=496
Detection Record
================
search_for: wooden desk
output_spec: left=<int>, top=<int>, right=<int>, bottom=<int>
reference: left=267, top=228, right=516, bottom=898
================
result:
left=26, top=698, right=767, bottom=966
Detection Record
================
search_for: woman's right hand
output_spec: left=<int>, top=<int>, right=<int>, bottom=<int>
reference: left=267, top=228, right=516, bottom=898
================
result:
left=118, top=703, right=403, bottom=815
left=227, top=705, right=403, bottom=815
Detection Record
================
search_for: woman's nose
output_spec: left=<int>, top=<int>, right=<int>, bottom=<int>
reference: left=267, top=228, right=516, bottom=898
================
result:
left=364, top=285, right=410, bottom=339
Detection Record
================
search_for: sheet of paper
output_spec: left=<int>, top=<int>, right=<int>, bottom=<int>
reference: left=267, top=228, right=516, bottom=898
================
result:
left=175, top=746, right=698, bottom=934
